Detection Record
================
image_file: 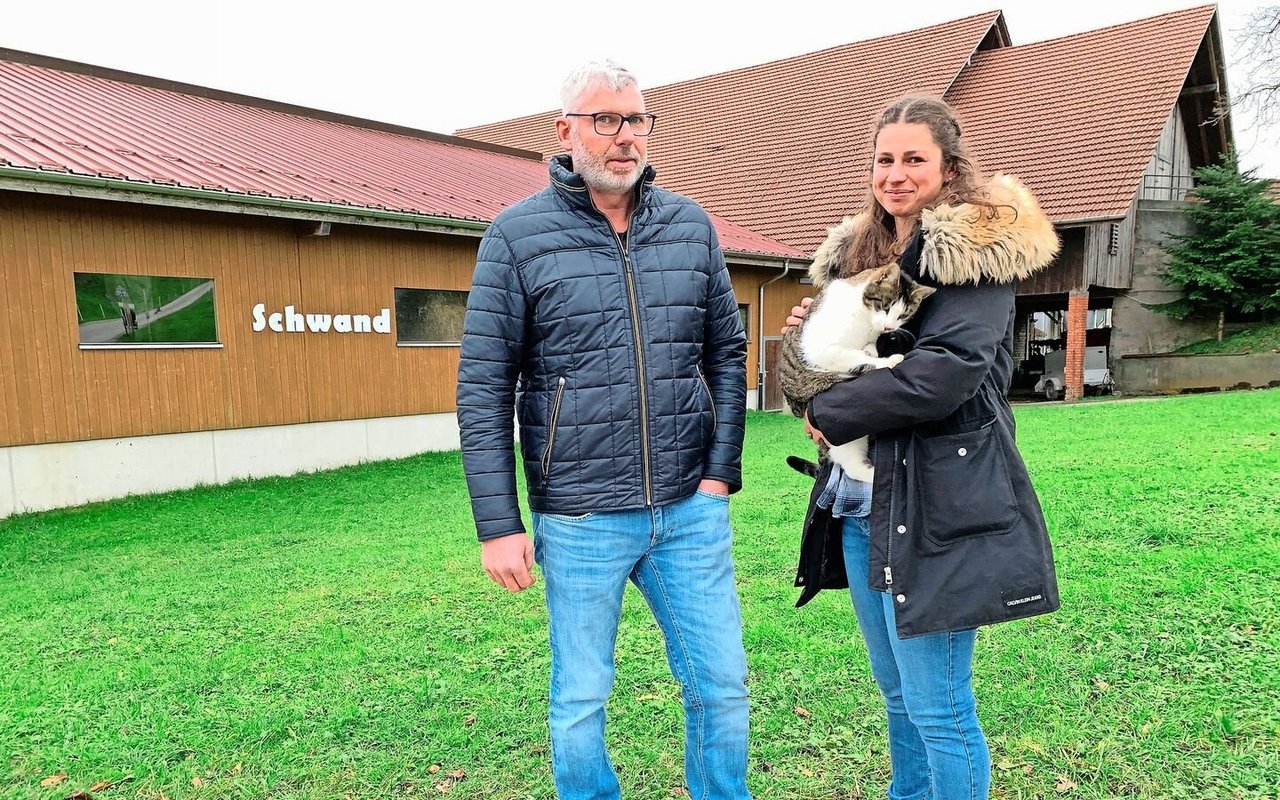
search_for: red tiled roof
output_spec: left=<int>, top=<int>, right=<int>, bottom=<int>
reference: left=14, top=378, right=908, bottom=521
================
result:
left=459, top=13, right=1006, bottom=253
left=0, top=55, right=803, bottom=260
left=946, top=5, right=1217, bottom=222
left=462, top=7, right=1221, bottom=252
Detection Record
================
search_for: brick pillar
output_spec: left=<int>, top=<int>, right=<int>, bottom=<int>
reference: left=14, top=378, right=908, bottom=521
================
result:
left=1064, top=289, right=1089, bottom=402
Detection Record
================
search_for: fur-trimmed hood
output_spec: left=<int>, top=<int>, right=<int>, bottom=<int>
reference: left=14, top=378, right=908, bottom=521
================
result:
left=807, top=174, right=1060, bottom=289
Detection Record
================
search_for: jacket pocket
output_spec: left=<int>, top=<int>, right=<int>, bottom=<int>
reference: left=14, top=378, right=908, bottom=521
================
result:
left=696, top=367, right=717, bottom=431
left=541, top=376, right=567, bottom=477
left=913, top=420, right=1018, bottom=545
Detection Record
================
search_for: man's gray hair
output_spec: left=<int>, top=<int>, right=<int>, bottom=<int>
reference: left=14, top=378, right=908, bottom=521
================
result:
left=560, top=60, right=640, bottom=113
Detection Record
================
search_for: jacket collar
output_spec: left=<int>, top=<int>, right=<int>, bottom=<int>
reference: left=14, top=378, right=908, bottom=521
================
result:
left=808, top=174, right=1060, bottom=289
left=548, top=153, right=657, bottom=214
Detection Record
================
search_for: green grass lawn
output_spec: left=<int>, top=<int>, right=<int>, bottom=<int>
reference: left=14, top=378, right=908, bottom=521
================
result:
left=3, top=391, right=1278, bottom=799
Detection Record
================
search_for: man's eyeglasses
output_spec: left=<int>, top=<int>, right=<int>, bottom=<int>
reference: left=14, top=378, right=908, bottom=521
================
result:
left=564, top=112, right=658, bottom=137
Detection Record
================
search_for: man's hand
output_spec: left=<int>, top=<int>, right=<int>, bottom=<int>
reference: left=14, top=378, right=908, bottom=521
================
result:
left=698, top=478, right=730, bottom=496
left=481, top=532, right=536, bottom=592
left=781, top=297, right=814, bottom=334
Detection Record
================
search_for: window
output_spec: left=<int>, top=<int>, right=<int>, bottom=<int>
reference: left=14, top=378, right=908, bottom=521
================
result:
left=395, top=288, right=468, bottom=345
left=738, top=303, right=751, bottom=342
left=75, top=272, right=218, bottom=348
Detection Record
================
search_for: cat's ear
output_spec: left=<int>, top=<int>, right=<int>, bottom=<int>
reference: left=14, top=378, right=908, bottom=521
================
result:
left=864, top=263, right=896, bottom=286
left=910, top=283, right=938, bottom=304
left=808, top=216, right=860, bottom=290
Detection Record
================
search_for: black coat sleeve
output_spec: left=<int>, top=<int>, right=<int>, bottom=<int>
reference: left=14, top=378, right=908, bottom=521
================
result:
left=808, top=278, right=1012, bottom=446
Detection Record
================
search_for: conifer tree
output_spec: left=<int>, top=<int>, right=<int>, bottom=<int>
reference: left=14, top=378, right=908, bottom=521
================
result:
left=1159, top=154, right=1280, bottom=340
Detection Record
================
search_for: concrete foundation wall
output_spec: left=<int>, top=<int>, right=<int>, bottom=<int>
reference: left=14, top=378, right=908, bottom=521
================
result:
left=1, top=412, right=463, bottom=519
left=1, top=391, right=762, bottom=518
left=1116, top=353, right=1280, bottom=395
left=1110, top=200, right=1217, bottom=365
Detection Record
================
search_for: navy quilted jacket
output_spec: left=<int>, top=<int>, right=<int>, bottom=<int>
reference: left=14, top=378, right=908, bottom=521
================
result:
left=457, top=155, right=747, bottom=541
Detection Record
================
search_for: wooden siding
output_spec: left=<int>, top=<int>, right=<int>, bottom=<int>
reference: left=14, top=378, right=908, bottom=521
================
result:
left=728, top=266, right=812, bottom=394
left=1140, top=107, right=1195, bottom=201
left=2, top=191, right=805, bottom=447
left=1084, top=202, right=1138, bottom=289
left=1, top=192, right=476, bottom=447
left=1016, top=226, right=1086, bottom=296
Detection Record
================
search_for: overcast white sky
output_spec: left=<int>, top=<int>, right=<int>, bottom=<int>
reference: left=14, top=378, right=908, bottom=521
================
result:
left=3, top=0, right=1277, bottom=175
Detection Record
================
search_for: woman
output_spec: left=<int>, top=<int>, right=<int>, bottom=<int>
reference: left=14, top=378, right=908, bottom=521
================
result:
left=785, top=96, right=1061, bottom=799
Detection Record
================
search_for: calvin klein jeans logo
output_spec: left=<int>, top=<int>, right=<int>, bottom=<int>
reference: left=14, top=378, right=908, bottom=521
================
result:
left=1002, top=584, right=1047, bottom=609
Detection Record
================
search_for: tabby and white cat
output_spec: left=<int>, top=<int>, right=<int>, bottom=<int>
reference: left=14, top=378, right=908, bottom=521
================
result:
left=779, top=262, right=935, bottom=481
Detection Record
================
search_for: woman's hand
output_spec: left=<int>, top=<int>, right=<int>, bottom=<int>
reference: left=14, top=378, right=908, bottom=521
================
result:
left=781, top=297, right=814, bottom=334
left=804, top=410, right=828, bottom=446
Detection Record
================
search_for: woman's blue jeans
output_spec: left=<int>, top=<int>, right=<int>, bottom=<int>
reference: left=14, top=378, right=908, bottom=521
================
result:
left=841, top=515, right=991, bottom=800
left=533, top=491, right=751, bottom=800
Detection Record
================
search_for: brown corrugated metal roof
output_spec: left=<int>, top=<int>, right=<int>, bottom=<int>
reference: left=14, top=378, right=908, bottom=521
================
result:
left=459, top=12, right=1006, bottom=253
left=462, top=7, right=1220, bottom=252
left=0, top=54, right=803, bottom=260
left=946, top=5, right=1217, bottom=223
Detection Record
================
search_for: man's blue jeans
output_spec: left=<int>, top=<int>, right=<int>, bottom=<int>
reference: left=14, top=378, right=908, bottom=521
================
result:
left=841, top=515, right=991, bottom=800
left=533, top=491, right=752, bottom=800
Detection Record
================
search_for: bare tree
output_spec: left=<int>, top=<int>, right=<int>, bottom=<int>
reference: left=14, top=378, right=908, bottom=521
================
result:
left=1233, top=5, right=1280, bottom=128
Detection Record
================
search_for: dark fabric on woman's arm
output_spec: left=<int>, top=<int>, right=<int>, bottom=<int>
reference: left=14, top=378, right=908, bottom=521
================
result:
left=808, top=279, right=1012, bottom=446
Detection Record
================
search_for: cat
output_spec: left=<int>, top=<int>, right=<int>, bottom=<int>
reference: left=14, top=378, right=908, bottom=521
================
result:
left=779, top=262, right=935, bottom=481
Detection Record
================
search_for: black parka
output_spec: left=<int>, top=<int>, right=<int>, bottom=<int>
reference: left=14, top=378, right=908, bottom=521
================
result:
left=796, top=175, right=1062, bottom=638
left=457, top=156, right=747, bottom=541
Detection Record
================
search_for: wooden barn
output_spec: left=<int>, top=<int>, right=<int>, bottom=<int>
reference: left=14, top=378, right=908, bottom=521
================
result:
left=0, top=51, right=805, bottom=517
left=461, top=5, right=1235, bottom=405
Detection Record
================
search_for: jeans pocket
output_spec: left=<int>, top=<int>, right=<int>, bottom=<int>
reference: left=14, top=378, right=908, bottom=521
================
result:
left=695, top=489, right=730, bottom=503
left=543, top=511, right=594, bottom=523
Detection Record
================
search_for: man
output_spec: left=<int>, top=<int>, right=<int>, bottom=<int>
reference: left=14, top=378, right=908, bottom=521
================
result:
left=456, top=61, right=751, bottom=800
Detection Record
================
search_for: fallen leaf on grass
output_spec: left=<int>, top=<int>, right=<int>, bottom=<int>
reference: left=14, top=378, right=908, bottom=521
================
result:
left=463, top=715, right=476, bottom=727
left=445, top=769, right=466, bottom=780
left=793, top=706, right=811, bottom=719
left=41, top=774, right=68, bottom=788
left=1056, top=776, right=1078, bottom=792
left=191, top=777, right=204, bottom=788
left=65, top=791, right=92, bottom=800
left=427, top=765, right=441, bottom=774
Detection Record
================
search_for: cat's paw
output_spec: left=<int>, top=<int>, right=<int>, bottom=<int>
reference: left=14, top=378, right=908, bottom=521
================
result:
left=875, top=353, right=904, bottom=369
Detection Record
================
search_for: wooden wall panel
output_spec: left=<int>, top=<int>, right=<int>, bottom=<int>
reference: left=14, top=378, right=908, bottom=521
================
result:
left=728, top=266, right=812, bottom=393
left=2, top=189, right=821, bottom=447
left=1, top=192, right=485, bottom=447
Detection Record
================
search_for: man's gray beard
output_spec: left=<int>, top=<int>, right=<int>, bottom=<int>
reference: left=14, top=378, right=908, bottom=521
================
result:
left=570, top=131, right=646, bottom=194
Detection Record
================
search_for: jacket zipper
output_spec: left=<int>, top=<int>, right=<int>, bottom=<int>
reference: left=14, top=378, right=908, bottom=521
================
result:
left=614, top=226, right=654, bottom=505
left=541, top=376, right=566, bottom=476
left=697, top=367, right=718, bottom=430
left=885, top=439, right=899, bottom=587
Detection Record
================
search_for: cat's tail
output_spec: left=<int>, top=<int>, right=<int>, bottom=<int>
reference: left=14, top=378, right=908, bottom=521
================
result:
left=786, top=455, right=820, bottom=479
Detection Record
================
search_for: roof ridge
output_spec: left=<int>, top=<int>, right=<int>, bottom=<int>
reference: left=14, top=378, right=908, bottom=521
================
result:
left=1001, top=3, right=1216, bottom=51
left=941, top=11, right=1010, bottom=98
left=0, top=47, right=544, bottom=162
left=644, top=11, right=1005, bottom=93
